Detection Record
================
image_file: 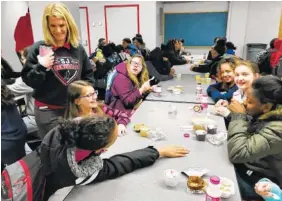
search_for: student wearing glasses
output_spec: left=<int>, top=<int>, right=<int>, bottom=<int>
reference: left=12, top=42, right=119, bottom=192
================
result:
left=64, top=80, right=130, bottom=136
left=108, top=55, right=151, bottom=116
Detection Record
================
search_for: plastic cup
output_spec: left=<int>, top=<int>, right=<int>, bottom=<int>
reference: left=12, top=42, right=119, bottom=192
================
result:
left=195, top=130, right=207, bottom=141
left=195, top=75, right=201, bottom=82
left=176, top=73, right=182, bottom=80
left=205, top=78, right=211, bottom=84
left=200, top=78, right=205, bottom=84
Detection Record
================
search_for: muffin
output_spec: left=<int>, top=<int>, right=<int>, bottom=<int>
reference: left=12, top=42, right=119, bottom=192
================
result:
left=187, top=176, right=206, bottom=191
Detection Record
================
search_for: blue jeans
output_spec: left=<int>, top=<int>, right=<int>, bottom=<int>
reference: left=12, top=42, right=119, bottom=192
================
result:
left=236, top=172, right=263, bottom=200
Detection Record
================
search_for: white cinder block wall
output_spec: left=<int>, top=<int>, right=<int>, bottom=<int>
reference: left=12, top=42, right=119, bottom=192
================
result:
left=78, top=1, right=157, bottom=51
left=1, top=1, right=281, bottom=71
left=1, top=1, right=30, bottom=71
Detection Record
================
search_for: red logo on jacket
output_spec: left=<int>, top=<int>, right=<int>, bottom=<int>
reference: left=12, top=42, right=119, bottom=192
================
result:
left=52, top=57, right=80, bottom=85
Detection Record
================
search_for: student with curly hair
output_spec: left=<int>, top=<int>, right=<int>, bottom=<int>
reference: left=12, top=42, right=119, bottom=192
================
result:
left=41, top=115, right=189, bottom=201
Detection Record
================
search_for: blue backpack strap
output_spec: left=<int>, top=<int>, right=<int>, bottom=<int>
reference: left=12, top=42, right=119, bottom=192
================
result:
left=105, top=70, right=118, bottom=105
left=106, top=69, right=118, bottom=90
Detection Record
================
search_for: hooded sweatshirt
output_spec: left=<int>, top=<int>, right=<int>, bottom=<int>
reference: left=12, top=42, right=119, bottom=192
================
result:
left=270, top=39, right=282, bottom=68
left=21, top=41, right=95, bottom=107
left=40, top=127, right=160, bottom=201
left=228, top=105, right=282, bottom=187
left=108, top=62, right=144, bottom=116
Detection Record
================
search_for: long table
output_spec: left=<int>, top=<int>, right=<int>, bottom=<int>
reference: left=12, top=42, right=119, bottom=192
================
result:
left=146, top=74, right=214, bottom=104
left=66, top=101, right=241, bottom=201
left=173, top=64, right=205, bottom=75
left=173, top=54, right=205, bottom=75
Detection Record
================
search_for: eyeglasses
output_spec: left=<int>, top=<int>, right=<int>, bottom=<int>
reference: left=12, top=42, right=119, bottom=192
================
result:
left=79, top=90, right=98, bottom=99
left=131, top=61, right=142, bottom=68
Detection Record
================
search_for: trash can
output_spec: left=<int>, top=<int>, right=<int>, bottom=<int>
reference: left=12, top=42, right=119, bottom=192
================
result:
left=246, top=43, right=267, bottom=62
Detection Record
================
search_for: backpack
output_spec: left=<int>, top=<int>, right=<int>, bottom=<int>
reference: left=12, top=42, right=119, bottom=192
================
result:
left=1, top=149, right=46, bottom=201
left=104, top=69, right=118, bottom=105
left=257, top=51, right=272, bottom=74
left=89, top=52, right=97, bottom=60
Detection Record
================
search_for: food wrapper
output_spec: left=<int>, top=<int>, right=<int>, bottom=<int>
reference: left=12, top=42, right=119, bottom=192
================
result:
left=148, top=128, right=166, bottom=141
left=206, top=130, right=227, bottom=146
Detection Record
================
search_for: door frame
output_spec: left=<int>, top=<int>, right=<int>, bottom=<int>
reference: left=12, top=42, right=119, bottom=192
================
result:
left=104, top=4, right=140, bottom=42
left=79, top=6, right=91, bottom=53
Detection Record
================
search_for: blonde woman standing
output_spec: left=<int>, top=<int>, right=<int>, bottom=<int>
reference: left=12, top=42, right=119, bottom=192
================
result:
left=22, top=3, right=94, bottom=138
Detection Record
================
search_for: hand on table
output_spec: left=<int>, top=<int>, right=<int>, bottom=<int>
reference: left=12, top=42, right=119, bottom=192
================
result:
left=118, top=124, right=127, bottom=136
left=190, top=64, right=199, bottom=70
left=157, top=145, right=189, bottom=158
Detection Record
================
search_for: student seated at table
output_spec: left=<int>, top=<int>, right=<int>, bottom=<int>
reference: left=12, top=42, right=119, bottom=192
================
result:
left=190, top=39, right=226, bottom=78
left=207, top=37, right=227, bottom=60
left=270, top=39, right=282, bottom=76
left=162, top=39, right=189, bottom=66
left=65, top=80, right=130, bottom=136
left=41, top=115, right=189, bottom=201
left=122, top=38, right=140, bottom=56
left=1, top=76, right=27, bottom=170
left=227, top=75, right=282, bottom=200
left=215, top=60, right=260, bottom=117
left=148, top=47, right=173, bottom=76
left=178, top=39, right=189, bottom=56
left=225, top=41, right=236, bottom=55
left=207, top=57, right=238, bottom=103
left=107, top=55, right=152, bottom=116
left=255, top=38, right=277, bottom=64
left=133, top=36, right=150, bottom=60
left=145, top=61, right=174, bottom=82
left=91, top=38, right=107, bottom=62
left=102, top=42, right=123, bottom=67
left=115, top=44, right=131, bottom=61
left=255, top=178, right=282, bottom=201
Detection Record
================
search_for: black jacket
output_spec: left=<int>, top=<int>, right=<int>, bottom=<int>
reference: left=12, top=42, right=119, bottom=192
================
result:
left=148, top=47, right=172, bottom=75
left=146, top=61, right=173, bottom=82
left=192, top=55, right=223, bottom=78
left=21, top=41, right=95, bottom=106
left=163, top=49, right=186, bottom=66
left=41, top=127, right=160, bottom=201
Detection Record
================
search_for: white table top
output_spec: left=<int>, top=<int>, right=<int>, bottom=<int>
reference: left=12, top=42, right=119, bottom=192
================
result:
left=66, top=101, right=241, bottom=201
left=173, top=55, right=206, bottom=75
left=173, top=64, right=203, bottom=75
left=146, top=75, right=214, bottom=104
